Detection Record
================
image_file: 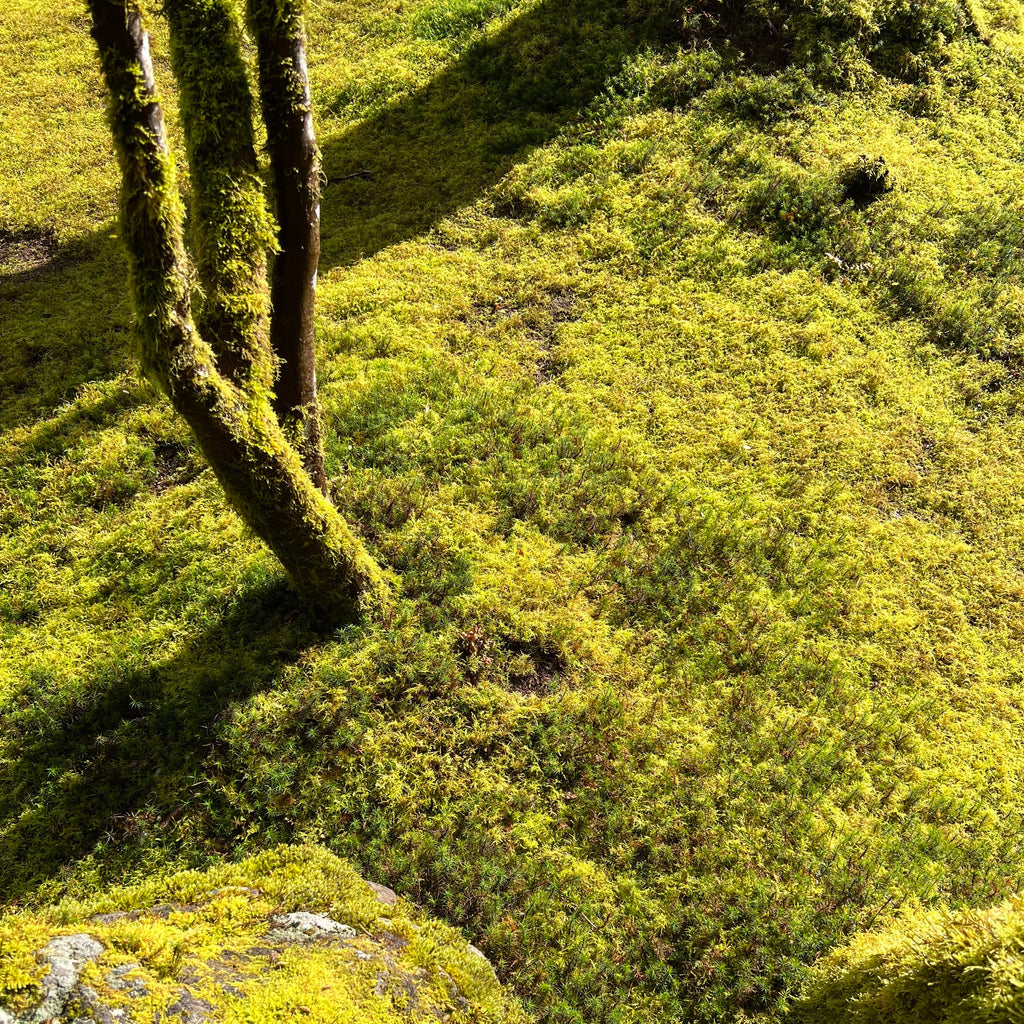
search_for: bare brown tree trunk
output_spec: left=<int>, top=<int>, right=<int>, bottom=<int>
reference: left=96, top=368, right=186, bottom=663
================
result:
left=88, top=0, right=390, bottom=623
left=247, top=0, right=326, bottom=493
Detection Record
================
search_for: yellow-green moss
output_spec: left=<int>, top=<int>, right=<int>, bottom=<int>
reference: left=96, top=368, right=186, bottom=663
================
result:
left=0, top=845, right=526, bottom=1023
left=6, top=0, right=1024, bottom=1022
left=792, top=896, right=1024, bottom=1023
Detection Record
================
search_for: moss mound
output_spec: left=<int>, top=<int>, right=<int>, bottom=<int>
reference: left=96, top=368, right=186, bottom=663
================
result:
left=0, top=845, right=525, bottom=1023
left=634, top=0, right=997, bottom=83
left=793, top=896, right=1024, bottom=1023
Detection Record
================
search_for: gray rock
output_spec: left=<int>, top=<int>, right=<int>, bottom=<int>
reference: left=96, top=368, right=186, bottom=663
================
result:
left=105, top=963, right=148, bottom=998
left=243, top=946, right=278, bottom=959
left=0, top=1007, right=13, bottom=1024
left=366, top=881, right=398, bottom=906
left=266, top=912, right=357, bottom=942
left=89, top=912, right=131, bottom=926
left=16, top=934, right=106, bottom=1023
left=163, top=990, right=214, bottom=1023
left=71, top=983, right=130, bottom=1023
left=43, top=933, right=104, bottom=969
left=377, top=931, right=408, bottom=953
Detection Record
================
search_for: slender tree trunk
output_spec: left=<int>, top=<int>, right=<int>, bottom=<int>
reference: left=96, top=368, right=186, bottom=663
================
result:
left=88, top=0, right=390, bottom=623
left=162, top=0, right=276, bottom=393
left=248, top=0, right=327, bottom=493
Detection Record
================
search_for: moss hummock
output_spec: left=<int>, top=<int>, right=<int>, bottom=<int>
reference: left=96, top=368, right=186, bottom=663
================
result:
left=793, top=896, right=1024, bottom=1023
left=0, top=845, right=526, bottom=1023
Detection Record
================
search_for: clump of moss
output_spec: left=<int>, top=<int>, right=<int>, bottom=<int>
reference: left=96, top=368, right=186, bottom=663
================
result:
left=841, top=156, right=896, bottom=207
left=631, top=0, right=990, bottom=85
left=792, top=896, right=1024, bottom=1023
left=0, top=845, right=526, bottom=1024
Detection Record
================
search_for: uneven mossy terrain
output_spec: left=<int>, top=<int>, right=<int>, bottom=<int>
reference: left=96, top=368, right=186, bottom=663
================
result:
left=3, top=0, right=1024, bottom=1021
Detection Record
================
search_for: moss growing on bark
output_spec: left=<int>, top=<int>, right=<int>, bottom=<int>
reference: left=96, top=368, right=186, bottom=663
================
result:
left=87, top=0, right=390, bottom=622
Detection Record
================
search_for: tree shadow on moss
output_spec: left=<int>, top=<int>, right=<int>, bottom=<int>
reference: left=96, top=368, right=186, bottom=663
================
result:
left=0, top=227, right=132, bottom=433
left=2, top=2, right=671, bottom=428
left=317, top=0, right=678, bottom=269
left=0, top=579, right=323, bottom=906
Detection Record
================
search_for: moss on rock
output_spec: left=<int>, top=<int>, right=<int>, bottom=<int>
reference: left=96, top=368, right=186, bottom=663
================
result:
left=0, top=845, right=527, bottom=1024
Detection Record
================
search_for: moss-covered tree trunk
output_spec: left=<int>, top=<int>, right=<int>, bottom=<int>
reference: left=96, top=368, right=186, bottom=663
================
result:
left=88, top=0, right=390, bottom=623
left=247, top=0, right=327, bottom=493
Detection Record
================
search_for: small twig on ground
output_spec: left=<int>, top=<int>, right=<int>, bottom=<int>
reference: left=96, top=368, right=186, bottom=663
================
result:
left=325, top=170, right=373, bottom=184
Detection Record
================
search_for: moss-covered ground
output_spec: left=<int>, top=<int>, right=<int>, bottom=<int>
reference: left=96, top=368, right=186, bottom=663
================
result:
left=3, top=0, right=1024, bottom=1020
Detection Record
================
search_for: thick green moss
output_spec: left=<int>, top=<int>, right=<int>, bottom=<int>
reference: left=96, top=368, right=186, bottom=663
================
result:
left=792, top=896, right=1024, bottom=1023
left=5, top=0, right=1024, bottom=1022
left=163, top=0, right=277, bottom=393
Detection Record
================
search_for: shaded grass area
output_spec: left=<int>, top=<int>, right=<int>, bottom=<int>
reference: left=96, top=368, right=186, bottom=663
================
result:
left=4, top=0, right=1024, bottom=1022
left=0, top=580, right=319, bottom=903
left=0, top=228, right=130, bottom=431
